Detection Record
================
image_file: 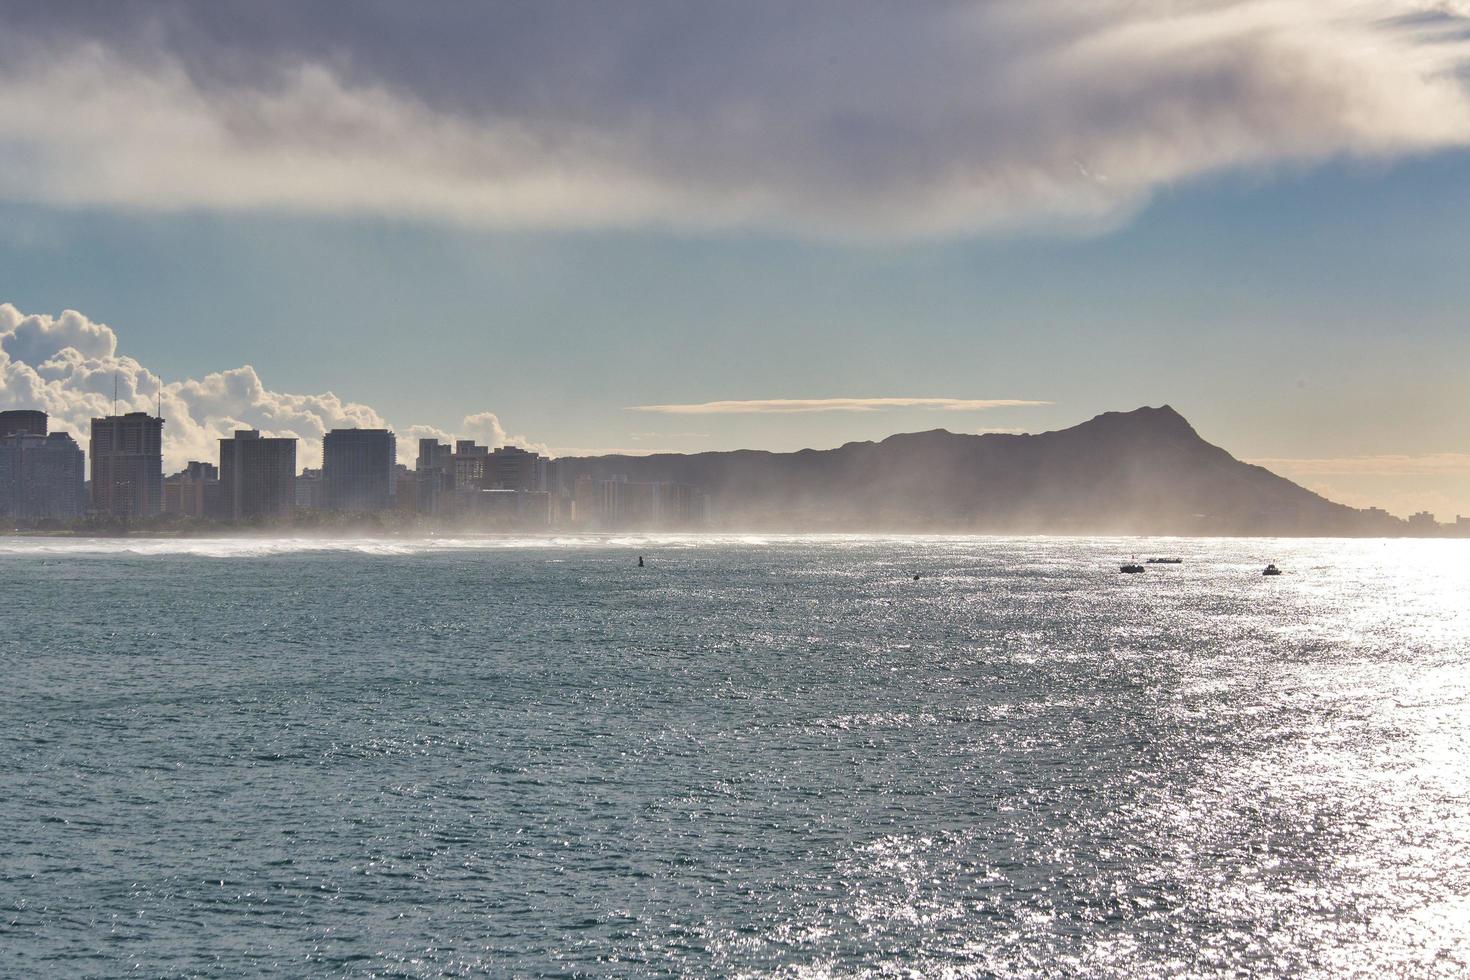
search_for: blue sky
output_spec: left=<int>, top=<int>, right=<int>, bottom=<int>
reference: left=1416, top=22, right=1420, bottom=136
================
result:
left=1, top=1, right=1468, bottom=517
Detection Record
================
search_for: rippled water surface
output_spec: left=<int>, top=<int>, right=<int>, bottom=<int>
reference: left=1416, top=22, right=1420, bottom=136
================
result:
left=3, top=534, right=1468, bottom=977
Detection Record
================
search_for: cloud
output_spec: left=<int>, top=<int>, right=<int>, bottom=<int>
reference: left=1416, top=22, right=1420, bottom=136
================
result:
left=1250, top=453, right=1470, bottom=518
left=1249, top=453, right=1470, bottom=476
left=628, top=397, right=1049, bottom=414
left=0, top=307, right=118, bottom=363
left=401, top=414, right=543, bottom=455
left=459, top=412, right=546, bottom=455
left=0, top=2, right=1466, bottom=238
left=0, top=302, right=533, bottom=472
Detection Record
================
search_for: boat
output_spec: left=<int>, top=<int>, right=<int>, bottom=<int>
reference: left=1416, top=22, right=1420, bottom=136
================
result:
left=1262, top=563, right=1282, bottom=576
left=1146, top=558, right=1182, bottom=564
left=1120, top=563, right=1145, bottom=574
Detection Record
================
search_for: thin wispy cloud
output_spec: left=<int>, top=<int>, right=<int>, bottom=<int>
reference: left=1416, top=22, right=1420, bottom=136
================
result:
left=1250, top=454, right=1470, bottom=476
left=628, top=398, right=1050, bottom=415
left=0, top=2, right=1466, bottom=239
left=1250, top=454, right=1470, bottom=518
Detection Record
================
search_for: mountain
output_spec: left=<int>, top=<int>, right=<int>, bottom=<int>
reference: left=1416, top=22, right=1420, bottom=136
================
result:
left=555, top=406, right=1392, bottom=535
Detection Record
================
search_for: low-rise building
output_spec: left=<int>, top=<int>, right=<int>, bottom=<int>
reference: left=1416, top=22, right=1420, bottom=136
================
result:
left=485, top=445, right=546, bottom=492
left=294, top=468, right=325, bottom=511
left=1407, top=510, right=1440, bottom=533
left=462, top=489, right=553, bottom=527
left=163, top=461, right=220, bottom=518
left=393, top=464, right=420, bottom=512
left=573, top=475, right=705, bottom=528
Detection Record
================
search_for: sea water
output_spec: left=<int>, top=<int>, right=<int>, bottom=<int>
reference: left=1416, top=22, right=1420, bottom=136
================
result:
left=2, top=535, right=1468, bottom=977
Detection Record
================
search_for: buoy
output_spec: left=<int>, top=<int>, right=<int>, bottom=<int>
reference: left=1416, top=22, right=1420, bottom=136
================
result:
left=638, top=556, right=644, bottom=567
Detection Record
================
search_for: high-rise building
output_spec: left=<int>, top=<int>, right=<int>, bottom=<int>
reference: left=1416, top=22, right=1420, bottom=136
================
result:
left=445, top=441, right=490, bottom=492
left=416, top=438, right=538, bottom=515
left=219, top=430, right=297, bottom=521
left=163, top=461, right=219, bottom=517
left=0, top=409, right=48, bottom=439
left=414, top=438, right=454, bottom=514
left=485, top=445, right=545, bottom=492
left=323, top=428, right=396, bottom=512
left=415, top=440, right=561, bottom=519
left=417, top=438, right=454, bottom=476
left=90, top=412, right=164, bottom=518
left=455, top=440, right=488, bottom=458
left=0, top=421, right=86, bottom=520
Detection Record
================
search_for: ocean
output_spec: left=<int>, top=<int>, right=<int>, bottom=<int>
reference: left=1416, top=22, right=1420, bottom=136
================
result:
left=2, top=534, right=1467, bottom=977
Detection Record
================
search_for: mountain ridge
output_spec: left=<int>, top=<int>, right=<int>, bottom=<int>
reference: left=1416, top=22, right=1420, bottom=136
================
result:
left=555, top=406, right=1389, bottom=535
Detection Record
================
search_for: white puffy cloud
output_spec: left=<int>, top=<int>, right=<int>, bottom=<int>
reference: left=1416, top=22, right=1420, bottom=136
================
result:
left=460, top=412, right=538, bottom=451
left=403, top=413, right=545, bottom=457
left=0, top=302, right=534, bottom=472
left=1, top=306, right=117, bottom=363
left=0, top=1, right=1466, bottom=239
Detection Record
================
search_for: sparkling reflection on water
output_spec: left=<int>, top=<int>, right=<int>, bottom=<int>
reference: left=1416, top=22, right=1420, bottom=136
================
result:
left=2, top=535, right=1468, bottom=977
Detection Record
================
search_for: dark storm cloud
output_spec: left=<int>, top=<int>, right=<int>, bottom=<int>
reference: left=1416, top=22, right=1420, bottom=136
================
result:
left=0, top=1, right=1467, bottom=238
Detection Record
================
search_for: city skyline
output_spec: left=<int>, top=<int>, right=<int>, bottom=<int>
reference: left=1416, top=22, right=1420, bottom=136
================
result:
left=3, top=403, right=1467, bottom=536
left=1, top=404, right=717, bottom=532
left=2, top=365, right=1469, bottom=524
left=1, top=3, right=1469, bottom=519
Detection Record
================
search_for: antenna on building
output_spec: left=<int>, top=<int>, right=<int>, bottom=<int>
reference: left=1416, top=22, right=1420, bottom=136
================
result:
left=113, top=372, right=118, bottom=416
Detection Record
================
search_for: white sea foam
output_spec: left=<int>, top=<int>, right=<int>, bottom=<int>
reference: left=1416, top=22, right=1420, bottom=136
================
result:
left=0, top=532, right=937, bottom=558
left=2, top=533, right=1461, bottom=566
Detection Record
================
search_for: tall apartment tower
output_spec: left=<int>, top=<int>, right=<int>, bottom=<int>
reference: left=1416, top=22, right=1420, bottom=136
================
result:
left=0, top=409, right=48, bottom=439
left=90, top=412, right=164, bottom=518
left=415, top=438, right=454, bottom=514
left=485, top=445, right=545, bottom=492
left=417, top=438, right=454, bottom=476
left=322, top=428, right=396, bottom=512
left=0, top=411, right=86, bottom=520
left=219, top=430, right=297, bottom=521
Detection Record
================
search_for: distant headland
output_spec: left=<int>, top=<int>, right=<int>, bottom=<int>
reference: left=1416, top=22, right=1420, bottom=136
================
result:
left=554, top=405, right=1456, bottom=538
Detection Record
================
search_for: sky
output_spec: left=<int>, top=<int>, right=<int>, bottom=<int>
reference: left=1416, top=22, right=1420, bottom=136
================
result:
left=1, top=1, right=1468, bottom=519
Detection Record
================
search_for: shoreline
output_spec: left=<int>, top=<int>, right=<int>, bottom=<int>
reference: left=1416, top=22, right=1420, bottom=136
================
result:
left=3, top=527, right=1466, bottom=542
